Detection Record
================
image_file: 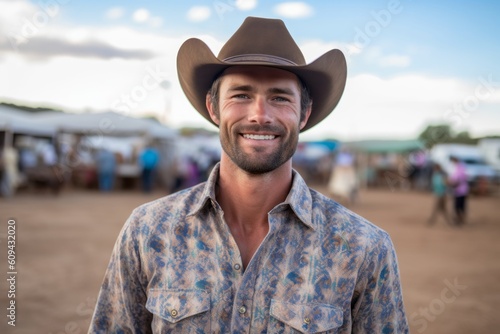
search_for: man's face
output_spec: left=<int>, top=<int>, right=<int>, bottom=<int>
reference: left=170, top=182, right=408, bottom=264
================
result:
left=207, top=66, right=311, bottom=174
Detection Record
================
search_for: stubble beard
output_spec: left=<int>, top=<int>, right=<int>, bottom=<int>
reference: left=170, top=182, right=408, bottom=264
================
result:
left=219, top=124, right=299, bottom=175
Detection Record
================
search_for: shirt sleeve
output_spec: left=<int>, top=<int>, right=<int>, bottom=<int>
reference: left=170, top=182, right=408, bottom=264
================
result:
left=88, top=212, right=153, bottom=334
left=351, top=233, right=409, bottom=333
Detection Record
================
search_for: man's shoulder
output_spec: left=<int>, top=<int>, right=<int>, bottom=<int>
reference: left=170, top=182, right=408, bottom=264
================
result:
left=308, top=188, right=391, bottom=249
left=126, top=183, right=207, bottom=229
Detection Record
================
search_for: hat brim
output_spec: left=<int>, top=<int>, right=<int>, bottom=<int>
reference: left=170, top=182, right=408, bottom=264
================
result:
left=177, top=38, right=347, bottom=132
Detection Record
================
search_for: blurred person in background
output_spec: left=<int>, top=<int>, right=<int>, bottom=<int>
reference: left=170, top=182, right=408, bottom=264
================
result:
left=185, top=156, right=201, bottom=187
left=427, top=163, right=451, bottom=226
left=19, top=146, right=37, bottom=174
left=0, top=145, right=20, bottom=197
left=89, top=17, right=408, bottom=333
left=40, top=142, right=63, bottom=194
left=0, top=147, right=6, bottom=196
left=95, top=148, right=116, bottom=192
left=409, top=150, right=430, bottom=191
left=448, top=156, right=469, bottom=225
left=139, top=143, right=160, bottom=193
left=328, top=147, right=358, bottom=205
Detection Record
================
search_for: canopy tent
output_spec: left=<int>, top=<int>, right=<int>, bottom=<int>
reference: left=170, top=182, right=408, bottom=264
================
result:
left=1, top=107, right=180, bottom=192
left=344, top=139, right=425, bottom=153
left=34, top=111, right=180, bottom=188
left=0, top=105, right=57, bottom=138
left=1, top=107, right=178, bottom=140
left=338, top=140, right=427, bottom=189
left=34, top=111, right=177, bottom=139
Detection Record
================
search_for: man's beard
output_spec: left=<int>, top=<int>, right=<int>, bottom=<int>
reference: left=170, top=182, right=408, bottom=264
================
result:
left=219, top=123, right=299, bottom=174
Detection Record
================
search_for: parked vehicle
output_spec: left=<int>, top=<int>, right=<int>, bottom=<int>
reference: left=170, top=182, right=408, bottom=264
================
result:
left=478, top=139, right=500, bottom=175
left=430, top=144, right=497, bottom=192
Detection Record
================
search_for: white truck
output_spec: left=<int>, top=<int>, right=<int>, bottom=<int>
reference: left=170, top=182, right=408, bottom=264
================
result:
left=478, top=138, right=500, bottom=175
left=430, top=144, right=498, bottom=191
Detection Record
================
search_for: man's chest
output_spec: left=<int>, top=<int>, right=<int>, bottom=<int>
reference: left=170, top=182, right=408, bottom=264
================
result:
left=142, top=221, right=359, bottom=333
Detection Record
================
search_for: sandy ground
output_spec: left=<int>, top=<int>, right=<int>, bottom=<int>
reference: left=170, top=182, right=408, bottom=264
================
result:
left=1, top=184, right=499, bottom=334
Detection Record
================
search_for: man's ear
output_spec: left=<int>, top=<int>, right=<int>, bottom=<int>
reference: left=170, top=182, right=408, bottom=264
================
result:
left=299, top=103, right=312, bottom=130
left=206, top=94, right=220, bottom=125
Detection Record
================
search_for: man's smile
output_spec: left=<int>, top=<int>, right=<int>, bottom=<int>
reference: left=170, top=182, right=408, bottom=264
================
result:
left=242, top=134, right=277, bottom=140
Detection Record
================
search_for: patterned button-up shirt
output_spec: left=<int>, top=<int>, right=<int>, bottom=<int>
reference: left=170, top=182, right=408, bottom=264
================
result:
left=89, top=164, right=408, bottom=333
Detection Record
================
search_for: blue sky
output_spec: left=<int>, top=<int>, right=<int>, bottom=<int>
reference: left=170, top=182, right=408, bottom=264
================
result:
left=1, top=0, right=499, bottom=140
left=62, top=0, right=500, bottom=79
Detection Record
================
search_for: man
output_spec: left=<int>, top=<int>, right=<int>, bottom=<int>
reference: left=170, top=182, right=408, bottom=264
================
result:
left=328, top=147, right=358, bottom=206
left=89, top=17, right=408, bottom=333
left=139, top=143, right=160, bottom=193
left=448, top=156, right=469, bottom=225
left=95, top=147, right=116, bottom=192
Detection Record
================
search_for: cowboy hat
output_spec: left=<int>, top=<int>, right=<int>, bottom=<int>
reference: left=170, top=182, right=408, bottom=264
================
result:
left=176, top=16, right=347, bottom=132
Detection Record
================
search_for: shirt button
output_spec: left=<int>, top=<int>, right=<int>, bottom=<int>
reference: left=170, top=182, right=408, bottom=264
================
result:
left=238, top=306, right=247, bottom=314
left=170, top=309, right=178, bottom=317
left=303, top=317, right=311, bottom=324
left=234, top=263, right=241, bottom=271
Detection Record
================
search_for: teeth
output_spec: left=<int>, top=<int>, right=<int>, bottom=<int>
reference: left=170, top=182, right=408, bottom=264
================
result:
left=243, top=134, right=276, bottom=140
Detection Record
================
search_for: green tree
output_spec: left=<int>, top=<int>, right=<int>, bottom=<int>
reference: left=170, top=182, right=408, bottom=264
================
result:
left=454, top=131, right=477, bottom=145
left=418, top=124, right=453, bottom=148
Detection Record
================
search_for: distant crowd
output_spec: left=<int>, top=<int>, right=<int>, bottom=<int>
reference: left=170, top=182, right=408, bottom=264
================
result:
left=0, top=138, right=219, bottom=197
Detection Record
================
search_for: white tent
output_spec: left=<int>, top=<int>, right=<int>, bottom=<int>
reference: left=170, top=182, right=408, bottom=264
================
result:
left=34, top=111, right=177, bottom=139
left=33, top=111, right=180, bottom=186
left=0, top=105, right=56, bottom=137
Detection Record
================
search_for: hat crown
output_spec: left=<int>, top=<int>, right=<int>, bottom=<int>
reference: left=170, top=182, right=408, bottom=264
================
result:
left=177, top=16, right=347, bottom=132
left=218, top=17, right=306, bottom=66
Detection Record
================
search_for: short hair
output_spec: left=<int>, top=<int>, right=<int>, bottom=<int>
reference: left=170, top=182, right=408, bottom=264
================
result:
left=207, top=71, right=312, bottom=122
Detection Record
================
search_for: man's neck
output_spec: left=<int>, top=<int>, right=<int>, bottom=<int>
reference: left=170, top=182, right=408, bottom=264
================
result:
left=216, top=156, right=293, bottom=229
left=215, top=156, right=293, bottom=268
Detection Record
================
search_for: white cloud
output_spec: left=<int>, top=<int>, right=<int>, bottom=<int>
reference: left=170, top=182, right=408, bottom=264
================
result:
left=0, top=0, right=68, bottom=48
left=132, top=8, right=150, bottom=23
left=300, top=39, right=358, bottom=64
left=1, top=14, right=499, bottom=140
left=379, top=54, right=411, bottom=67
left=0, top=20, right=184, bottom=115
left=236, top=0, right=258, bottom=11
left=274, top=2, right=314, bottom=19
left=187, top=6, right=211, bottom=22
left=363, top=47, right=411, bottom=68
left=303, top=73, right=500, bottom=141
left=106, top=7, right=124, bottom=20
left=0, top=0, right=36, bottom=29
left=149, top=16, right=164, bottom=28
left=119, top=8, right=162, bottom=28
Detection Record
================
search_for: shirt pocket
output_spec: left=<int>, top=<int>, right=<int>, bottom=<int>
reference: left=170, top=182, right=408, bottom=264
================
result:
left=146, top=288, right=211, bottom=332
left=269, top=299, right=343, bottom=334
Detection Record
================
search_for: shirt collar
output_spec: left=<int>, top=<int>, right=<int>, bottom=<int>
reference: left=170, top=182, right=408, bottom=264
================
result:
left=187, top=163, right=221, bottom=217
left=188, top=163, right=315, bottom=230
left=281, top=169, right=315, bottom=230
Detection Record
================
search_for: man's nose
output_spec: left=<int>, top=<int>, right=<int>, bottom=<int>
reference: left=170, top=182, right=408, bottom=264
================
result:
left=248, top=97, right=272, bottom=125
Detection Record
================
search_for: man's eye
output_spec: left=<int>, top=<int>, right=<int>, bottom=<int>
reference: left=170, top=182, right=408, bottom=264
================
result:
left=273, top=96, right=289, bottom=102
left=233, top=94, right=249, bottom=99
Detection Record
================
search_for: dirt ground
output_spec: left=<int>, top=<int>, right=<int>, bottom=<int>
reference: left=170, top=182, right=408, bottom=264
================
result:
left=1, top=184, right=499, bottom=334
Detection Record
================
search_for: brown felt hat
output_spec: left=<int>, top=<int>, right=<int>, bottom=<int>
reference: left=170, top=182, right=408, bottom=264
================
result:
left=176, top=16, right=347, bottom=132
